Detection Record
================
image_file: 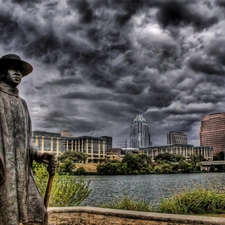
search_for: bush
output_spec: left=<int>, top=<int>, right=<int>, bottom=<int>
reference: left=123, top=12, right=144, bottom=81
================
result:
left=101, top=195, right=152, bottom=212
left=153, top=165, right=162, bottom=173
left=161, top=163, right=172, bottom=174
left=157, top=186, right=225, bottom=214
left=75, top=166, right=86, bottom=175
left=33, top=163, right=91, bottom=207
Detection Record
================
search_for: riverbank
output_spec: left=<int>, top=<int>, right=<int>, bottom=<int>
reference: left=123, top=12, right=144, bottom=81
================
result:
left=72, top=162, right=219, bottom=175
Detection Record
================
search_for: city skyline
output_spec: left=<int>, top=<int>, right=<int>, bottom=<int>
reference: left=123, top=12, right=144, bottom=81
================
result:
left=1, top=1, right=225, bottom=147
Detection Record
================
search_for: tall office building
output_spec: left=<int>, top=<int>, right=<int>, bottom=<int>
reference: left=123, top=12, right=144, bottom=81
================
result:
left=167, top=131, right=187, bottom=145
left=200, top=112, right=225, bottom=155
left=130, top=114, right=151, bottom=148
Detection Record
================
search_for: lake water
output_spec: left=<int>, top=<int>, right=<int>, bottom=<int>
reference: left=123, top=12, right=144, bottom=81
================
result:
left=81, top=173, right=225, bottom=207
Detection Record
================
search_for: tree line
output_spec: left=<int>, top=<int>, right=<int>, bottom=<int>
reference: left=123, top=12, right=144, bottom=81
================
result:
left=97, top=152, right=205, bottom=175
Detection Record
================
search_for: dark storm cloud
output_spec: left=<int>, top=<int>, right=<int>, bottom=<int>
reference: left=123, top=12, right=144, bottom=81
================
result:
left=156, top=0, right=218, bottom=31
left=67, top=0, right=94, bottom=24
left=207, top=38, right=225, bottom=66
left=0, top=11, right=25, bottom=47
left=116, top=82, right=145, bottom=95
left=1, top=0, right=225, bottom=146
left=188, top=55, right=225, bottom=75
left=215, top=0, right=225, bottom=7
left=113, top=0, right=147, bottom=27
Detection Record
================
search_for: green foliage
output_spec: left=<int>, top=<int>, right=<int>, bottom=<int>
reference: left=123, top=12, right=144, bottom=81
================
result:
left=157, top=187, right=225, bottom=214
left=161, top=163, right=173, bottom=173
left=58, top=151, right=88, bottom=163
left=189, top=154, right=203, bottom=172
left=97, top=154, right=152, bottom=175
left=33, top=163, right=91, bottom=207
left=75, top=166, right=86, bottom=175
left=154, top=153, right=184, bottom=163
left=58, top=159, right=75, bottom=173
left=178, top=160, right=192, bottom=173
left=213, top=151, right=224, bottom=161
left=97, top=161, right=121, bottom=175
left=153, top=165, right=162, bottom=173
left=58, top=151, right=88, bottom=173
left=101, top=195, right=152, bottom=212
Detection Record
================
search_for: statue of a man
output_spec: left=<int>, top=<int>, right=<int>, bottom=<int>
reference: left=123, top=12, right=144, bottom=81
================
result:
left=0, top=54, right=57, bottom=225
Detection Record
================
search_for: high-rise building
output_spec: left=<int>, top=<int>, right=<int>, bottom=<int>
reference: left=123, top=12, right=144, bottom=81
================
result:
left=200, top=112, right=225, bottom=155
left=167, top=131, right=187, bottom=145
left=129, top=114, right=151, bottom=148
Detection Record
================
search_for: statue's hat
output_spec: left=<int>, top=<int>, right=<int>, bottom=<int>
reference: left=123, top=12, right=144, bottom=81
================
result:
left=0, top=54, right=33, bottom=77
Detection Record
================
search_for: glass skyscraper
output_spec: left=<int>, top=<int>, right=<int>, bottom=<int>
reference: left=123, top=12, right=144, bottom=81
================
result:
left=129, top=114, right=151, bottom=148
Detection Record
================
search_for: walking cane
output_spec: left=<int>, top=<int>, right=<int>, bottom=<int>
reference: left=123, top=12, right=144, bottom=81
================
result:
left=44, top=162, right=56, bottom=208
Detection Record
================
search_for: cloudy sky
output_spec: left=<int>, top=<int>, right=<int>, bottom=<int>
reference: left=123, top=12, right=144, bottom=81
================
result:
left=1, top=0, right=225, bottom=147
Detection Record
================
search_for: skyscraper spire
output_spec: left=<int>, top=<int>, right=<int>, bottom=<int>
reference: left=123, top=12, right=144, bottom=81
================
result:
left=130, top=114, right=151, bottom=148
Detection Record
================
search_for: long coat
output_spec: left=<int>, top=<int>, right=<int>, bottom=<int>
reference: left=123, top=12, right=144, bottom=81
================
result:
left=0, top=83, right=47, bottom=225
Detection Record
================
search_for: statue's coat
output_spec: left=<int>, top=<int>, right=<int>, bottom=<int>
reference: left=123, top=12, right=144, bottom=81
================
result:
left=0, top=83, right=47, bottom=225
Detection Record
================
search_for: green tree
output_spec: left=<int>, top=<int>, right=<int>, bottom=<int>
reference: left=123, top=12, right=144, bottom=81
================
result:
left=121, top=154, right=152, bottom=174
left=190, top=154, right=203, bottom=172
left=76, top=167, right=86, bottom=175
left=178, top=160, right=192, bottom=173
left=213, top=151, right=224, bottom=161
left=153, top=165, right=162, bottom=173
left=161, top=163, right=173, bottom=173
left=58, top=151, right=88, bottom=164
left=154, top=153, right=175, bottom=163
left=58, top=159, right=75, bottom=173
left=58, top=151, right=88, bottom=172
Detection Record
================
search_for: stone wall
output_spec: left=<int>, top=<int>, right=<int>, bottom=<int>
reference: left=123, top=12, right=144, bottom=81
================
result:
left=48, top=206, right=225, bottom=225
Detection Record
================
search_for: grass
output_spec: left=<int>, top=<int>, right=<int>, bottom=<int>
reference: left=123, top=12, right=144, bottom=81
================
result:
left=76, top=163, right=98, bottom=172
left=101, top=195, right=152, bottom=212
left=157, top=187, right=225, bottom=214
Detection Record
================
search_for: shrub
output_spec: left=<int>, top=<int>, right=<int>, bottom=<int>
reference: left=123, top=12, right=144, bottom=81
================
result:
left=33, top=163, right=91, bottom=207
left=157, top=186, right=225, bottom=214
left=75, top=166, right=86, bottom=175
left=101, top=195, right=152, bottom=212
left=161, top=163, right=173, bottom=173
left=153, top=165, right=162, bottom=173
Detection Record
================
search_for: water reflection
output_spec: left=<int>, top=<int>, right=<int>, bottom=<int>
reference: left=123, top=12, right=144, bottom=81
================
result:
left=81, top=173, right=225, bottom=207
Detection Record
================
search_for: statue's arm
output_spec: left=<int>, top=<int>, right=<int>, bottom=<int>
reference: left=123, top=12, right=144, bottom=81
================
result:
left=30, top=141, right=57, bottom=173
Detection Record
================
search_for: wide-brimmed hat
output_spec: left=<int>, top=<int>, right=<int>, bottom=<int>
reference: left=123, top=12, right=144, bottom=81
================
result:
left=0, top=54, right=33, bottom=77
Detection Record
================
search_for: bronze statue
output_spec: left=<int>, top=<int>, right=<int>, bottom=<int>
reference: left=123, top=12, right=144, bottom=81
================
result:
left=0, top=54, right=57, bottom=225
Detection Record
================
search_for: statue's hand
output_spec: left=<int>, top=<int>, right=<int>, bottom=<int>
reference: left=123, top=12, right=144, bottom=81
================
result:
left=41, top=152, right=58, bottom=176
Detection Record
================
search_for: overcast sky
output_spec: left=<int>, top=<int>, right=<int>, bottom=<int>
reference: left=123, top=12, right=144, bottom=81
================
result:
left=1, top=0, right=225, bottom=147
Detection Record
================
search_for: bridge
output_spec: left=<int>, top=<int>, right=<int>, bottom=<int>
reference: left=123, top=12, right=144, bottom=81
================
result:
left=201, top=160, right=225, bottom=171
left=201, top=161, right=225, bottom=166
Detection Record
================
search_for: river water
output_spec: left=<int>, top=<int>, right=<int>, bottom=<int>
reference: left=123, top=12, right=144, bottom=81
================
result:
left=81, top=173, right=225, bottom=207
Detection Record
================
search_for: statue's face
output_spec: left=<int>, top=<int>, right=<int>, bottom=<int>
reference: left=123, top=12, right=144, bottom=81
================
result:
left=2, top=67, right=22, bottom=87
